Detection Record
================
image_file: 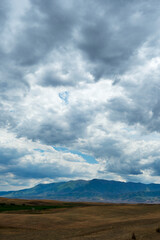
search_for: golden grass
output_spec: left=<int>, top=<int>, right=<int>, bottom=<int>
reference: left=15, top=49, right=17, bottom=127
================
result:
left=0, top=198, right=160, bottom=239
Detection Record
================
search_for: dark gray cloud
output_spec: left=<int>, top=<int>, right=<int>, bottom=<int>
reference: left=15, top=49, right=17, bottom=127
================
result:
left=11, top=0, right=77, bottom=66
left=107, top=96, right=148, bottom=126
left=76, top=0, right=160, bottom=80
left=0, top=147, right=24, bottom=165
left=0, top=0, right=10, bottom=30
left=104, top=162, right=142, bottom=176
left=147, top=159, right=160, bottom=176
left=107, top=77, right=160, bottom=133
left=7, top=161, right=84, bottom=179
left=82, top=136, right=143, bottom=176
left=0, top=64, right=30, bottom=101
left=15, top=103, right=98, bottom=146
left=9, top=0, right=160, bottom=85
left=86, top=138, right=123, bottom=159
left=39, top=68, right=75, bottom=87
left=0, top=0, right=30, bottom=105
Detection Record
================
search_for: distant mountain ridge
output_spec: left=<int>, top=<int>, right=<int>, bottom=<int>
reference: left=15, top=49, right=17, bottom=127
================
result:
left=1, top=179, right=160, bottom=203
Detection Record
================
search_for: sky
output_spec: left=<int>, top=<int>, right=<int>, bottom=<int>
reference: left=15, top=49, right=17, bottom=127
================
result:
left=1, top=0, right=160, bottom=190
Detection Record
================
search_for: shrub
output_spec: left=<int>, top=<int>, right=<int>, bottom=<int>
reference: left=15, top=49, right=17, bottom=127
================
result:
left=156, top=227, right=160, bottom=233
left=132, top=232, right=136, bottom=239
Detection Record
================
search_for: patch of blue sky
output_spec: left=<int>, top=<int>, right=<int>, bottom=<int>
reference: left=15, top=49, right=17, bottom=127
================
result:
left=53, top=146, right=97, bottom=164
left=34, top=149, right=45, bottom=153
left=59, top=91, right=69, bottom=104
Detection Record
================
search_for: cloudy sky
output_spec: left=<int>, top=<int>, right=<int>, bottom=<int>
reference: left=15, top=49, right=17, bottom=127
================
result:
left=1, top=0, right=160, bottom=190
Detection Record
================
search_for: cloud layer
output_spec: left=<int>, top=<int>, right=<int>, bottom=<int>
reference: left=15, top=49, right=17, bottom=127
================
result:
left=1, top=0, right=160, bottom=190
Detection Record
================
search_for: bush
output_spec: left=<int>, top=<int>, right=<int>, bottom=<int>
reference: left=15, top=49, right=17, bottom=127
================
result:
left=156, top=227, right=160, bottom=233
left=132, top=232, right=136, bottom=239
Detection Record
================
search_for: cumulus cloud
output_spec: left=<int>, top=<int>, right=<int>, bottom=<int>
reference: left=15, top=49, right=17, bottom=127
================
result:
left=0, top=129, right=98, bottom=190
left=76, top=0, right=160, bottom=79
left=107, top=54, right=160, bottom=133
left=11, top=0, right=77, bottom=66
left=2, top=0, right=160, bottom=190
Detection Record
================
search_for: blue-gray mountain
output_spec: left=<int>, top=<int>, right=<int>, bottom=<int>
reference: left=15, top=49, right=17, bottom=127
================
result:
left=1, top=179, right=160, bottom=203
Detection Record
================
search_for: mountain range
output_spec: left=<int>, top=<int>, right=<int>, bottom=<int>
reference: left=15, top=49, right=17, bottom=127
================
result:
left=1, top=179, right=160, bottom=203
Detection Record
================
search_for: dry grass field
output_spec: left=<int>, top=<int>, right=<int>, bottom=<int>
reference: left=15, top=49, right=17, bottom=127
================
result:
left=0, top=198, right=160, bottom=240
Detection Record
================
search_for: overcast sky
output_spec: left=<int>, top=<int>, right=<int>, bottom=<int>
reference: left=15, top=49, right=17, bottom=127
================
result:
left=1, top=0, right=160, bottom=190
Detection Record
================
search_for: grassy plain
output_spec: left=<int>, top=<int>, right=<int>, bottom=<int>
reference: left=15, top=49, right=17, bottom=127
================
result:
left=0, top=197, right=160, bottom=239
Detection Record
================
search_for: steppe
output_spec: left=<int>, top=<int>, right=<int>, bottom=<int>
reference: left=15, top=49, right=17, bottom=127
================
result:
left=0, top=197, right=160, bottom=240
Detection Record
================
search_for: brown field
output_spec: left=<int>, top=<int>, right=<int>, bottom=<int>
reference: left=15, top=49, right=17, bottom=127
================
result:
left=1, top=198, right=160, bottom=239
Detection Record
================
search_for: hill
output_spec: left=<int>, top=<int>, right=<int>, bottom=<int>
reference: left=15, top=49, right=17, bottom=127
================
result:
left=1, top=179, right=160, bottom=203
